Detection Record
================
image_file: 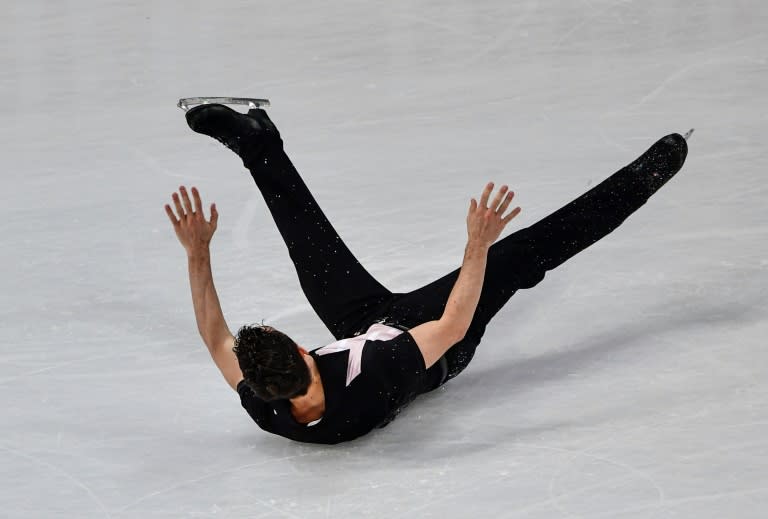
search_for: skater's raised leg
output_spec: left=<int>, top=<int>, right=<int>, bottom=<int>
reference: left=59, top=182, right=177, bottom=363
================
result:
left=186, top=105, right=391, bottom=340
left=381, top=133, right=688, bottom=382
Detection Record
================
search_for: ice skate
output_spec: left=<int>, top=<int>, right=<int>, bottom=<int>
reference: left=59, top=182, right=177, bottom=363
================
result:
left=177, top=97, right=270, bottom=112
left=185, top=103, right=281, bottom=165
left=628, top=131, right=690, bottom=195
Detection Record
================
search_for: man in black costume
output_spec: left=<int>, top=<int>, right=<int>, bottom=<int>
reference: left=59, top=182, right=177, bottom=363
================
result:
left=164, top=104, right=688, bottom=444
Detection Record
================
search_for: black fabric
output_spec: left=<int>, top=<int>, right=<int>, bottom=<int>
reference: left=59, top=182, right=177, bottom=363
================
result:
left=238, top=330, right=427, bottom=444
left=359, top=318, right=447, bottom=392
left=238, top=111, right=687, bottom=442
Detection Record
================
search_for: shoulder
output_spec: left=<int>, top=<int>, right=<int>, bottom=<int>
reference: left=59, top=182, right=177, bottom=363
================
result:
left=362, top=331, right=427, bottom=378
left=236, top=379, right=250, bottom=395
left=237, top=380, right=274, bottom=425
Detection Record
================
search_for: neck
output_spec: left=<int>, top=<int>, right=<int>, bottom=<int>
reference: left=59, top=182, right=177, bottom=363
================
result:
left=289, top=356, right=324, bottom=412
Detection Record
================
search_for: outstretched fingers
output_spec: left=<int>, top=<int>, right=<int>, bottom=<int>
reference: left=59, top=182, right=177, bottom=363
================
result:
left=191, top=186, right=203, bottom=215
left=164, top=186, right=219, bottom=252
left=167, top=185, right=216, bottom=224
left=479, top=182, right=494, bottom=209
left=209, top=203, right=218, bottom=227
left=490, top=184, right=509, bottom=212
left=179, top=186, right=194, bottom=215
left=192, top=187, right=217, bottom=223
left=496, top=189, right=515, bottom=215
left=164, top=204, right=179, bottom=226
left=491, top=185, right=520, bottom=226
left=172, top=192, right=185, bottom=219
left=502, top=205, right=522, bottom=224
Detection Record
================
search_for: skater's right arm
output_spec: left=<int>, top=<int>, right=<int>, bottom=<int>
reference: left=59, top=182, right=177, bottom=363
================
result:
left=410, top=183, right=521, bottom=369
left=165, top=186, right=243, bottom=391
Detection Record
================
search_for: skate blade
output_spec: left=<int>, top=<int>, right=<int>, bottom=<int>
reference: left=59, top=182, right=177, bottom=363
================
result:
left=177, top=97, right=271, bottom=112
left=683, top=128, right=695, bottom=141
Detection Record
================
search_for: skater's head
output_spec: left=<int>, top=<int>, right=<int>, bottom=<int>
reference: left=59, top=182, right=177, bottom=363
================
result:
left=233, top=323, right=311, bottom=401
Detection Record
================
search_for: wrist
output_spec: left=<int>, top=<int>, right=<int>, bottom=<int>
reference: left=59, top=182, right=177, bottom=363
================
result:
left=187, top=246, right=211, bottom=260
left=465, top=239, right=490, bottom=252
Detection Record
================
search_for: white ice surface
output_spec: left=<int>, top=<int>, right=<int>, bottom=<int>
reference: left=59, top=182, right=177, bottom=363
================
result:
left=2, top=1, right=768, bottom=517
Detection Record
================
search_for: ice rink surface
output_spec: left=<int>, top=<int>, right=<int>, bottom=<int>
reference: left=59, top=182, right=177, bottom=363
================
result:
left=2, top=0, right=767, bottom=517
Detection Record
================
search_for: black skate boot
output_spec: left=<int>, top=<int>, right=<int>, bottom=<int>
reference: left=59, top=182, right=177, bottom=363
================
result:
left=185, top=104, right=281, bottom=166
left=628, top=133, right=688, bottom=196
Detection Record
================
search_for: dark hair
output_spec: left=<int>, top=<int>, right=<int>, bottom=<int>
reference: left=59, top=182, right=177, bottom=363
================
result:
left=233, top=323, right=311, bottom=401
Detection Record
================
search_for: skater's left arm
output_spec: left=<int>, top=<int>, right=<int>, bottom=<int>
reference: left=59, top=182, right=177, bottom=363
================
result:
left=165, top=186, right=242, bottom=391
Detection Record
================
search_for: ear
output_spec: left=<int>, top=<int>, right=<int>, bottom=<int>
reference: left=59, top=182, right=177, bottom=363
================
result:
left=297, top=346, right=308, bottom=356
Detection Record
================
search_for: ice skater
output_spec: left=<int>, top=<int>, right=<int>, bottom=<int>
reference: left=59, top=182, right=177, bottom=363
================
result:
left=164, top=103, right=688, bottom=444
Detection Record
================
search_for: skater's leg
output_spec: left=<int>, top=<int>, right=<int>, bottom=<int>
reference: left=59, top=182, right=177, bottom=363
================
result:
left=378, top=133, right=688, bottom=383
left=187, top=105, right=391, bottom=339
left=466, top=132, right=689, bottom=331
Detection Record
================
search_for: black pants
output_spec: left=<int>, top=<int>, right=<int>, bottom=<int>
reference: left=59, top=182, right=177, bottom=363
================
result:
left=245, top=115, right=687, bottom=389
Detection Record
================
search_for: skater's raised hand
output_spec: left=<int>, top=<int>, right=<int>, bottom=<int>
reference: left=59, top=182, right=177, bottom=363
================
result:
left=466, top=182, right=521, bottom=247
left=165, top=186, right=219, bottom=255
